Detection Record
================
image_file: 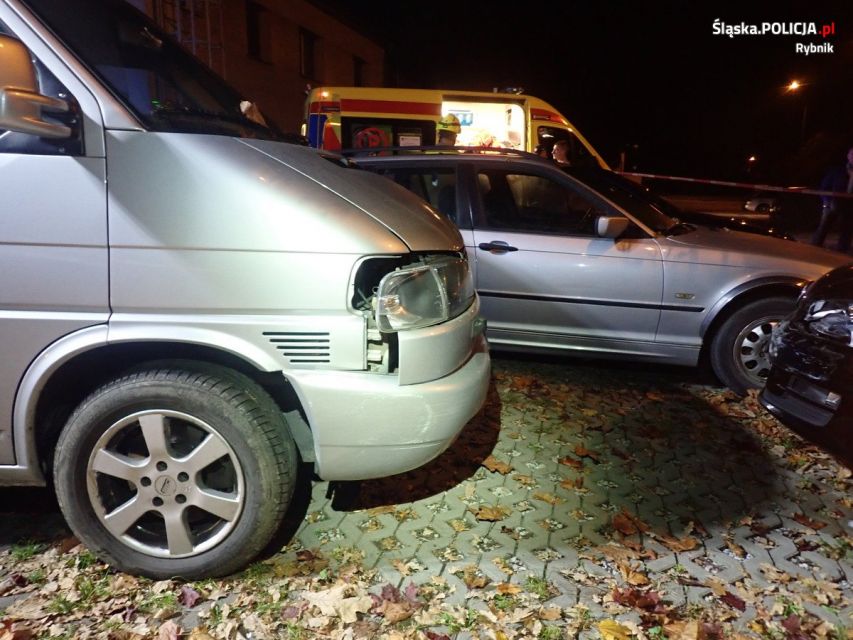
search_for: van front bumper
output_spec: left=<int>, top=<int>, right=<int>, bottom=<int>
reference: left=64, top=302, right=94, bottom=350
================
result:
left=287, top=333, right=490, bottom=481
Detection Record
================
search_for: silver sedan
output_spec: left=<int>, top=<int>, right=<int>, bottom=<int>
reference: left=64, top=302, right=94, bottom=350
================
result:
left=358, top=152, right=849, bottom=393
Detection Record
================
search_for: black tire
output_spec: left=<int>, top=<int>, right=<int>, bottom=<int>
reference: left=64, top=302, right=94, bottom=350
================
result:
left=709, top=296, right=794, bottom=395
left=53, top=364, right=297, bottom=579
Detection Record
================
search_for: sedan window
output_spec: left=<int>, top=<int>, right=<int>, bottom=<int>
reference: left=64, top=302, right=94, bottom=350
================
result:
left=477, top=170, right=606, bottom=236
left=380, top=167, right=460, bottom=225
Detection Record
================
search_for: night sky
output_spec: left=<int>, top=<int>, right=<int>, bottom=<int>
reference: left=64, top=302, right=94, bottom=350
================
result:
left=326, top=1, right=853, bottom=185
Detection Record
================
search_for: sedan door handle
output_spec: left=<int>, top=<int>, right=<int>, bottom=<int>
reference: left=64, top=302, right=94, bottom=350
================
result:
left=478, top=241, right=518, bottom=253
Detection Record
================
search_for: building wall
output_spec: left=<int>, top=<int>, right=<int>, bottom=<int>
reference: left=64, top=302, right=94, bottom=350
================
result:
left=143, top=0, right=384, bottom=133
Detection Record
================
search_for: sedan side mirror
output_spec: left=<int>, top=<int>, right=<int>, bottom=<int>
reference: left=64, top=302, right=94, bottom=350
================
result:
left=596, top=215, right=630, bottom=239
left=0, top=34, right=71, bottom=138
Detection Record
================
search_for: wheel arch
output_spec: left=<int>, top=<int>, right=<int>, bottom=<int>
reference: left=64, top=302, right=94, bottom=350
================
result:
left=10, top=329, right=312, bottom=486
left=699, top=276, right=804, bottom=361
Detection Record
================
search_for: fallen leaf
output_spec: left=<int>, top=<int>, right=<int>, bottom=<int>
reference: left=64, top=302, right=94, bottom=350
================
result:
left=594, top=543, right=639, bottom=564
left=655, top=533, right=700, bottom=552
left=538, top=606, right=562, bottom=620
left=613, top=511, right=639, bottom=536
left=55, top=537, right=81, bottom=554
left=574, top=443, right=599, bottom=461
left=302, top=585, right=373, bottom=623
left=495, top=583, right=522, bottom=595
left=513, top=474, right=535, bottom=486
left=617, top=561, right=650, bottom=586
left=178, top=585, right=201, bottom=608
left=704, top=577, right=728, bottom=597
left=558, top=456, right=583, bottom=470
left=379, top=600, right=413, bottom=624
left=719, top=591, right=746, bottom=612
left=532, top=491, right=563, bottom=505
left=187, top=629, right=216, bottom=640
left=157, top=621, right=181, bottom=640
left=560, top=476, right=585, bottom=490
left=597, top=619, right=633, bottom=640
left=612, top=587, right=666, bottom=612
left=403, top=583, right=418, bottom=604
left=664, top=620, right=700, bottom=640
left=458, top=565, right=489, bottom=589
left=612, top=509, right=650, bottom=537
left=470, top=505, right=510, bottom=522
left=646, top=391, right=665, bottom=401
left=792, top=513, right=827, bottom=530
left=725, top=538, right=747, bottom=559
left=482, top=455, right=512, bottom=474
left=0, top=624, right=34, bottom=640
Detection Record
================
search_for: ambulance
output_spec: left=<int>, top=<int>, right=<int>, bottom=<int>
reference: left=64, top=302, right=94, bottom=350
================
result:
left=303, top=86, right=608, bottom=168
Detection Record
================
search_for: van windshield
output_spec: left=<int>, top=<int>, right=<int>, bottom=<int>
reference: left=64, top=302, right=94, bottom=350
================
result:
left=21, top=0, right=288, bottom=141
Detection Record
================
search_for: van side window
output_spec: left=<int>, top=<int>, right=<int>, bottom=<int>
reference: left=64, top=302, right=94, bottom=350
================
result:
left=0, top=26, right=84, bottom=157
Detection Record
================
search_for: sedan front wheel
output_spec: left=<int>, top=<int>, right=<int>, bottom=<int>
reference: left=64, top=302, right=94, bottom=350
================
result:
left=710, top=297, right=794, bottom=395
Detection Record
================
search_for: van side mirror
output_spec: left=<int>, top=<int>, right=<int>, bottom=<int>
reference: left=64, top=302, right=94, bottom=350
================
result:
left=0, top=34, right=71, bottom=138
left=596, top=215, right=630, bottom=239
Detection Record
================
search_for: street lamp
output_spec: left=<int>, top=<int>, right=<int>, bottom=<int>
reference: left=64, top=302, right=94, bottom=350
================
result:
left=784, top=79, right=808, bottom=144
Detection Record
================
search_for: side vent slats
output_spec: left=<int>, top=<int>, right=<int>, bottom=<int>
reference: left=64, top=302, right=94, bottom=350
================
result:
left=263, top=331, right=331, bottom=365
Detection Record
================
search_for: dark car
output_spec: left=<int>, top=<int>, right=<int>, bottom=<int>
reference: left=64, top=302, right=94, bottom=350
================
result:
left=760, top=264, right=853, bottom=467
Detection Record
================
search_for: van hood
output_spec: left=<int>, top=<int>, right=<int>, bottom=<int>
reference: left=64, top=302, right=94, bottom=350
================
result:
left=238, top=140, right=463, bottom=252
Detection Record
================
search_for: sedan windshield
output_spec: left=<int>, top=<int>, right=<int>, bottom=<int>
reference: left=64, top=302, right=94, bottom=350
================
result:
left=22, top=0, right=287, bottom=141
left=563, top=167, right=683, bottom=234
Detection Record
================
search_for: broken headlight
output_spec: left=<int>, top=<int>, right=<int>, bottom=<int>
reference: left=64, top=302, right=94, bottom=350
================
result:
left=375, top=257, right=474, bottom=332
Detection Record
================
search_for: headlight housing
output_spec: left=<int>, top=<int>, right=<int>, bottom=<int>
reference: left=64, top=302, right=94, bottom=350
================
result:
left=376, top=256, right=474, bottom=332
left=803, top=299, right=853, bottom=345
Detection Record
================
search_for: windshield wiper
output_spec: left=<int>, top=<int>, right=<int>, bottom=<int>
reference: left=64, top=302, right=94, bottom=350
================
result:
left=152, top=105, right=274, bottom=133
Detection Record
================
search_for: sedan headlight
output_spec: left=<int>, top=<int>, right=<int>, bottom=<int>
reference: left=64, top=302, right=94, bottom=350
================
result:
left=804, top=299, right=853, bottom=345
left=376, top=257, right=474, bottom=332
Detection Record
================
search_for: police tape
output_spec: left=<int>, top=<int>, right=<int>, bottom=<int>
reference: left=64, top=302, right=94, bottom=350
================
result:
left=617, top=171, right=853, bottom=199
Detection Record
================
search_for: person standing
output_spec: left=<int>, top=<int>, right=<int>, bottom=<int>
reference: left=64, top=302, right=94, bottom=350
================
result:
left=436, top=114, right=461, bottom=147
left=552, top=139, right=571, bottom=166
left=812, top=146, right=853, bottom=253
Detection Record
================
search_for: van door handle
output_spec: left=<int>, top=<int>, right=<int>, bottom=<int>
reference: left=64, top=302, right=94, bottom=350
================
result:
left=478, top=241, right=518, bottom=253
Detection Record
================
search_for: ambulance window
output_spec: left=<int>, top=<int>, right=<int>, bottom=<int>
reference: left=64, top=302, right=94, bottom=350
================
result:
left=537, top=126, right=594, bottom=168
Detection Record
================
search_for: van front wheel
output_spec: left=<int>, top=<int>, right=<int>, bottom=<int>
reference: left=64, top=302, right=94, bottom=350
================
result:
left=53, top=365, right=296, bottom=579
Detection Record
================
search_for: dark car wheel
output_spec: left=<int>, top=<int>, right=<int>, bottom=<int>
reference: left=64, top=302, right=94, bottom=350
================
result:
left=54, top=364, right=297, bottom=579
left=710, top=297, right=794, bottom=395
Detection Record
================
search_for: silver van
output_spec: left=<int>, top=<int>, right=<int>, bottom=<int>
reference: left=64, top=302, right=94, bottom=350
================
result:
left=0, top=0, right=489, bottom=578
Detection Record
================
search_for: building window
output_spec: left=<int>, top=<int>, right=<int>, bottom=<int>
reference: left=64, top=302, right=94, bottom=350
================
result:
left=353, top=56, right=366, bottom=86
left=154, top=0, right=226, bottom=75
left=299, top=28, right=317, bottom=79
left=246, top=1, right=272, bottom=62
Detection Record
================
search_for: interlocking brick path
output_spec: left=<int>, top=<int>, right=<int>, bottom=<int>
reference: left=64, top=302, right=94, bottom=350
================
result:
left=294, top=356, right=852, bottom=629
left=1, top=355, right=850, bottom=635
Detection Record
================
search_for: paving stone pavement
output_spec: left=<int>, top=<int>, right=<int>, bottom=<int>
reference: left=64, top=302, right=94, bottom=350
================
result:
left=289, top=355, right=852, bottom=630
left=1, top=355, right=851, bottom=637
